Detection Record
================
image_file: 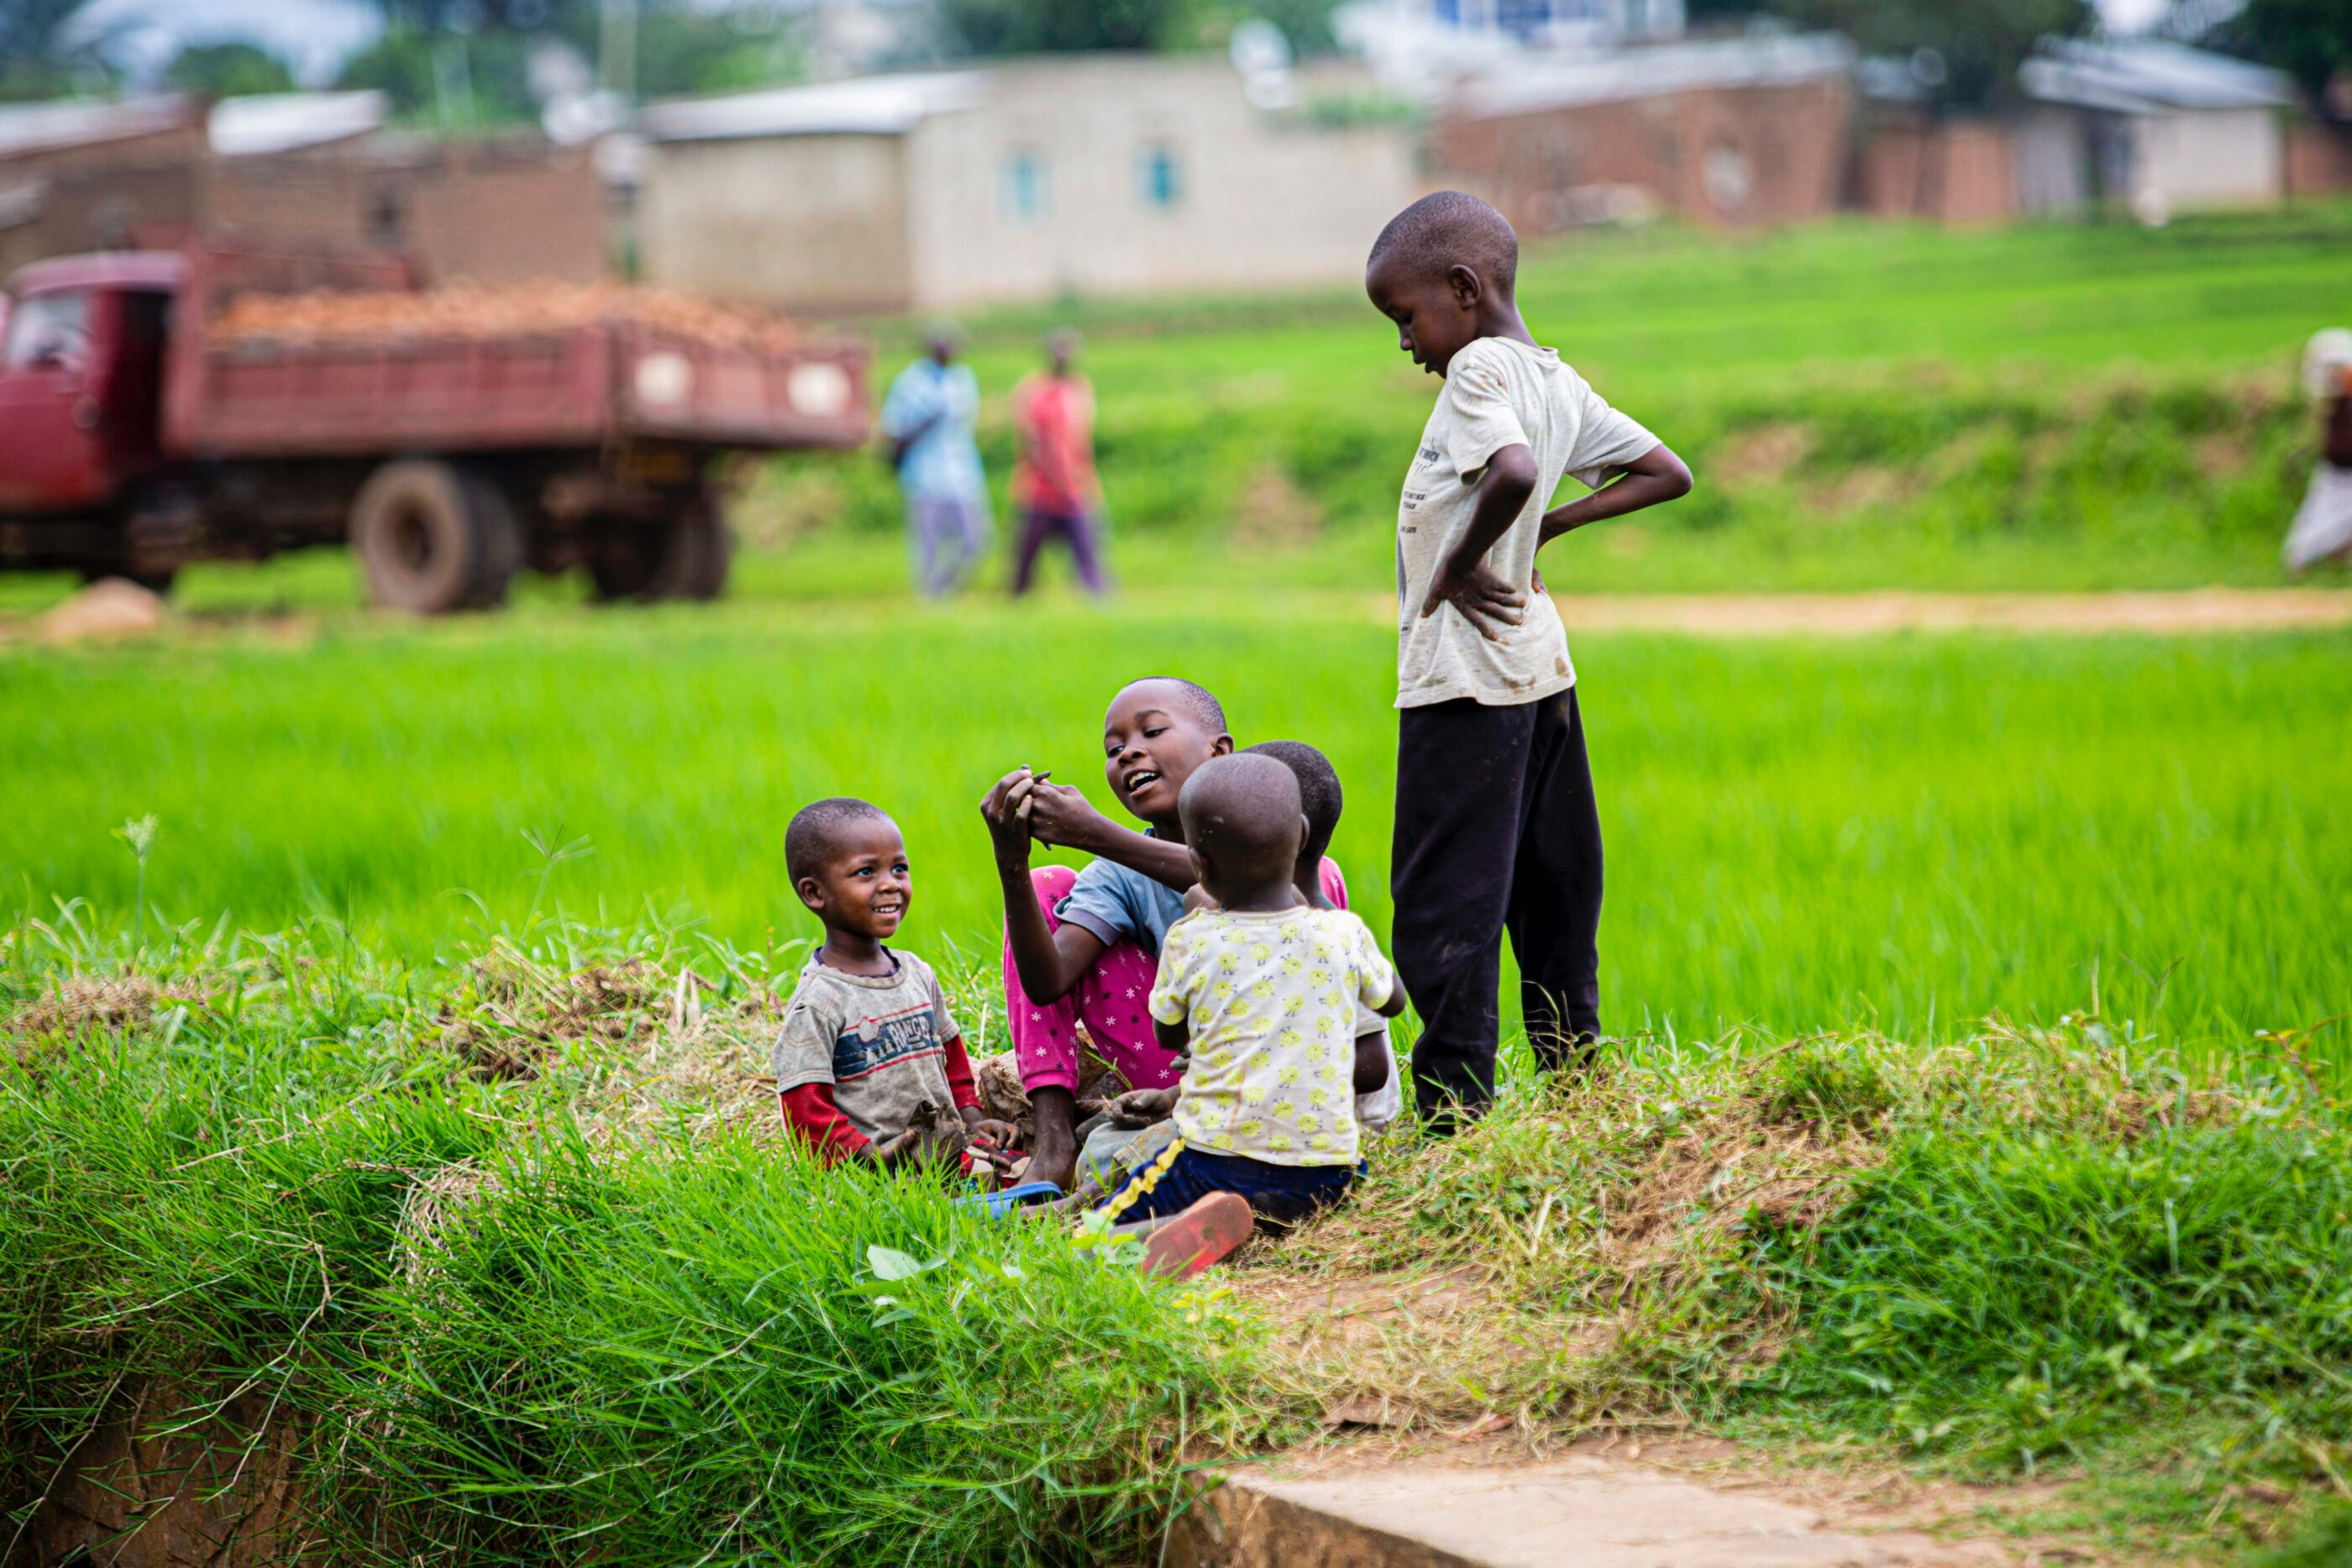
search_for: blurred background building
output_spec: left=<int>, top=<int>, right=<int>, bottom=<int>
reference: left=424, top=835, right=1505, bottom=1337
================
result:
left=636, top=55, right=1415, bottom=312
left=0, top=0, right=2346, bottom=310
left=0, top=91, right=606, bottom=281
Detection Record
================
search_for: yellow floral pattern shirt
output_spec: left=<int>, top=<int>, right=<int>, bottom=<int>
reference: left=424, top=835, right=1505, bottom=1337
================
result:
left=1147, top=906, right=1396, bottom=1167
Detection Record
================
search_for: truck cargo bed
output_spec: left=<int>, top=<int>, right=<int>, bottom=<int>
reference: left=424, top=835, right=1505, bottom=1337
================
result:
left=161, top=247, right=867, bottom=459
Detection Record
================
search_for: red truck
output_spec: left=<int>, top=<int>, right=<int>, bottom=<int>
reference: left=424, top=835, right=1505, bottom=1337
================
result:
left=0, top=242, right=868, bottom=611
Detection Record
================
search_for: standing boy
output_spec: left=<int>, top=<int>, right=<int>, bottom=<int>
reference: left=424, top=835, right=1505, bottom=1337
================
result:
left=1363, top=191, right=1693, bottom=1126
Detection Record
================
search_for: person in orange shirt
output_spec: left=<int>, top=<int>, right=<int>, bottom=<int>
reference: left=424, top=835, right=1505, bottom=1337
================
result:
left=1010, top=329, right=1109, bottom=596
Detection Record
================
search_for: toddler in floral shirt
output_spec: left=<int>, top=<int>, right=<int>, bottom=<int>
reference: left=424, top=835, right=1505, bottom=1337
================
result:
left=1097, top=753, right=1403, bottom=1228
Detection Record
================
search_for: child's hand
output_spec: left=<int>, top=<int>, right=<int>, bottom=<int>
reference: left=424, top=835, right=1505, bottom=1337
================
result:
left=1182, top=883, right=1217, bottom=913
left=979, top=768, right=1042, bottom=866
left=965, top=1115, right=1020, bottom=1152
left=867, top=1128, right=926, bottom=1169
left=1110, top=1088, right=1178, bottom=1128
left=1021, top=778, right=1100, bottom=850
left=1421, top=559, right=1525, bottom=642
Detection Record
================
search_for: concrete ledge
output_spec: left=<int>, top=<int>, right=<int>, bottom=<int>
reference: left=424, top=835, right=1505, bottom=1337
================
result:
left=1170, top=1455, right=1996, bottom=1568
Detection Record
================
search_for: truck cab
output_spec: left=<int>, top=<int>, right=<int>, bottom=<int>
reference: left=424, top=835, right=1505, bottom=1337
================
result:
left=0, top=253, right=181, bottom=521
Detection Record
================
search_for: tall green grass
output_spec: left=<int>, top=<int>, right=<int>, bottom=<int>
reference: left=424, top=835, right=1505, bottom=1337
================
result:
left=0, top=921, right=1243, bottom=1565
left=5, top=606, right=2346, bottom=1062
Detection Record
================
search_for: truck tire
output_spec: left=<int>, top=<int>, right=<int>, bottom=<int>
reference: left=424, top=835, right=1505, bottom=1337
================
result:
left=587, top=494, right=731, bottom=604
left=459, top=473, right=525, bottom=609
left=349, top=459, right=521, bottom=614
left=671, top=493, right=732, bottom=601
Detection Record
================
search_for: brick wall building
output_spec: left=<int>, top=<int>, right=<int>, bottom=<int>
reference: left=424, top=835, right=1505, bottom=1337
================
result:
left=0, top=96, right=606, bottom=286
left=1431, top=32, right=1855, bottom=231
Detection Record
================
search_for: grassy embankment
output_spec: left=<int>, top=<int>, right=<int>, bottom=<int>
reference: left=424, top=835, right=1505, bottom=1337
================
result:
left=7, top=906, right=2350, bottom=1564
left=5, top=604, right=2351, bottom=1562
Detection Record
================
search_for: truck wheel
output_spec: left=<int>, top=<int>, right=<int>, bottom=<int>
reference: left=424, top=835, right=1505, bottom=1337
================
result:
left=459, top=474, right=525, bottom=609
left=349, top=459, right=520, bottom=614
left=587, top=494, right=731, bottom=604
left=671, top=493, right=732, bottom=601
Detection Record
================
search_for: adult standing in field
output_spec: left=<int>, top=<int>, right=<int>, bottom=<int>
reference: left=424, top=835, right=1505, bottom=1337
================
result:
left=880, top=326, right=992, bottom=598
left=1009, top=329, right=1110, bottom=596
left=2284, top=328, right=2352, bottom=574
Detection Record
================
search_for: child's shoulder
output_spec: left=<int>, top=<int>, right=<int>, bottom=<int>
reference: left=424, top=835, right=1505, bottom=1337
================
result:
left=1163, top=906, right=1223, bottom=948
left=1457, top=333, right=1583, bottom=390
left=1305, top=905, right=1378, bottom=944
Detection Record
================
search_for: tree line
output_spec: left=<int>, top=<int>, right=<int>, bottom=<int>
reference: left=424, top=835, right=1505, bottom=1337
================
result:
left=0, top=0, right=2342, bottom=120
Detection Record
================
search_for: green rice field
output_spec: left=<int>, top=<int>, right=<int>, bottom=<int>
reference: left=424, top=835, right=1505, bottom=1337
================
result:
left=6, top=599, right=2348, bottom=1067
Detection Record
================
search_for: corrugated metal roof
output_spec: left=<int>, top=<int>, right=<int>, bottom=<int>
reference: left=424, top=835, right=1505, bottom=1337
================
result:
left=208, top=92, right=389, bottom=157
left=0, top=95, right=195, bottom=160
left=1448, top=30, right=1854, bottom=119
left=638, top=71, right=991, bottom=143
left=2021, top=39, right=2294, bottom=114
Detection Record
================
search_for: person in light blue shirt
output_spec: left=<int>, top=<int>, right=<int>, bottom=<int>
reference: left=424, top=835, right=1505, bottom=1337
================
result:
left=879, top=326, right=992, bottom=597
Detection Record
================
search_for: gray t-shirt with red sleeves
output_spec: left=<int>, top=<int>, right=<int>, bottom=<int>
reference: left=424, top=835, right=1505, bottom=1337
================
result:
left=771, top=949, right=963, bottom=1146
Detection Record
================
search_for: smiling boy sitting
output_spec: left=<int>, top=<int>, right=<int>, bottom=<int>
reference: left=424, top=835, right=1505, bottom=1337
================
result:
left=773, top=797, right=1015, bottom=1170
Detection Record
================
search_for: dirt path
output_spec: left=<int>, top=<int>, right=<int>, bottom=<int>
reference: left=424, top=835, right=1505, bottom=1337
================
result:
left=1546, top=587, right=2352, bottom=637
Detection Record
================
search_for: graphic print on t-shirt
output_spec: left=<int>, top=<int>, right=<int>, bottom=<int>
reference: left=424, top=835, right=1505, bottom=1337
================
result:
left=832, top=1002, right=944, bottom=1083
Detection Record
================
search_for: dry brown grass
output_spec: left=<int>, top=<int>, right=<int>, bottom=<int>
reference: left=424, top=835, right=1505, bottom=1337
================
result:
left=1713, top=422, right=1814, bottom=486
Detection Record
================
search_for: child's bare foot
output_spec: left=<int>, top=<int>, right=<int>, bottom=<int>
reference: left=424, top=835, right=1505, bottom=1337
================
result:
left=1137, top=1193, right=1253, bottom=1280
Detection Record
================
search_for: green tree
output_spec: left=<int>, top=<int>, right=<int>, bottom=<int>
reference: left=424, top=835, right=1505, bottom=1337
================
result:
left=163, top=40, right=297, bottom=98
left=2204, top=0, right=2352, bottom=98
left=335, top=26, right=538, bottom=123
left=1212, top=0, right=1343, bottom=55
left=0, top=0, right=107, bottom=101
left=940, top=0, right=1197, bottom=54
left=1768, top=0, right=2094, bottom=108
left=334, top=0, right=799, bottom=123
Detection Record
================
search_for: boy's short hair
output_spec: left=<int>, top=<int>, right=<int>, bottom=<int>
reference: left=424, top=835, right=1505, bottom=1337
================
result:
left=1368, top=190, right=1519, bottom=296
left=785, top=796, right=890, bottom=884
left=1179, top=753, right=1303, bottom=878
left=1126, top=676, right=1226, bottom=733
left=1246, top=740, right=1341, bottom=864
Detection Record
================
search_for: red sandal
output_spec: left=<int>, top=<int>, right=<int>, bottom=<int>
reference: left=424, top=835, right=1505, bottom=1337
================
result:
left=1138, top=1191, right=1255, bottom=1280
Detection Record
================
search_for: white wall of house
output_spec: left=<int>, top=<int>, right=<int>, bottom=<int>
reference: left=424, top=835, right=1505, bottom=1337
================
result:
left=640, top=131, right=914, bottom=314
left=638, top=58, right=1416, bottom=315
left=2128, top=107, right=2281, bottom=213
left=904, top=59, right=1414, bottom=308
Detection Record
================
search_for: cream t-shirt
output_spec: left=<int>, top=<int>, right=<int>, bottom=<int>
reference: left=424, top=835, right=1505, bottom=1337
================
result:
left=1395, top=337, right=1656, bottom=709
left=1147, top=906, right=1396, bottom=1167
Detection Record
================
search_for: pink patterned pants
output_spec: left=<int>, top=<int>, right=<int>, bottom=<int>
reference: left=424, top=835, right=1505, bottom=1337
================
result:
left=1002, top=865, right=1183, bottom=1098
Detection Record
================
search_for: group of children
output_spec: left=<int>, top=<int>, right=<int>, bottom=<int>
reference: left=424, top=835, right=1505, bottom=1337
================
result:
left=772, top=191, right=1693, bottom=1273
